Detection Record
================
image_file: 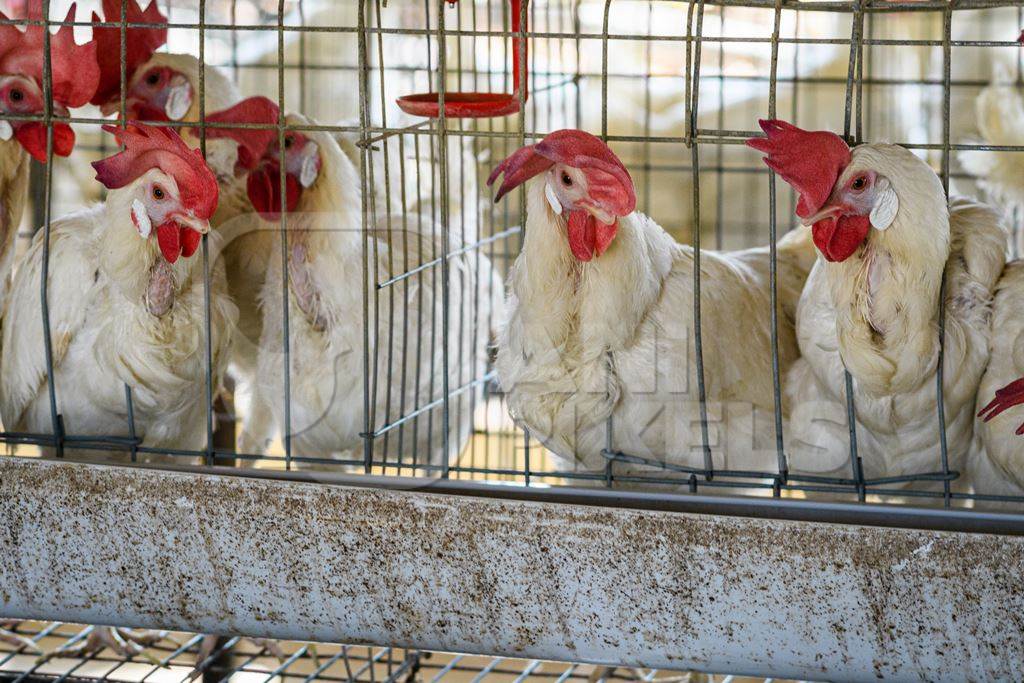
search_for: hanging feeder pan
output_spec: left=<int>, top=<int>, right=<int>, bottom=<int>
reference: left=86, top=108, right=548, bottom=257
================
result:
left=397, top=0, right=528, bottom=119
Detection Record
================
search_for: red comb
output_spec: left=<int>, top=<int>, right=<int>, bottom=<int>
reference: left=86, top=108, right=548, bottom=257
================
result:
left=0, top=1, right=99, bottom=108
left=746, top=119, right=851, bottom=219
left=534, top=130, right=636, bottom=215
left=201, top=96, right=280, bottom=171
left=93, top=122, right=218, bottom=220
left=487, top=129, right=636, bottom=215
left=90, top=0, right=167, bottom=106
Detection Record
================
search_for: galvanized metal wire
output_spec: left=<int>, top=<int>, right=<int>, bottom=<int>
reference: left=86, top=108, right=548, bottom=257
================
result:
left=2, top=0, right=1024, bottom=520
left=0, top=621, right=719, bottom=683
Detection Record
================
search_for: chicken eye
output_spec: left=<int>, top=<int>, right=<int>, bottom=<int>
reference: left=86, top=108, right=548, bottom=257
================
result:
left=152, top=185, right=165, bottom=200
left=146, top=71, right=160, bottom=86
left=284, top=136, right=293, bottom=149
left=851, top=176, right=868, bottom=191
left=561, top=173, right=572, bottom=187
left=9, top=88, right=22, bottom=103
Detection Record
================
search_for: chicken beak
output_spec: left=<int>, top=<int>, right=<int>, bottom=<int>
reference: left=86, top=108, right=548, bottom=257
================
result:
left=100, top=99, right=127, bottom=117
left=800, top=204, right=843, bottom=227
left=176, top=214, right=210, bottom=235
left=580, top=201, right=616, bottom=227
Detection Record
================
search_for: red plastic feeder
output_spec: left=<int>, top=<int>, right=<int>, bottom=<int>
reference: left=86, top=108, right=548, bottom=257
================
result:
left=397, top=0, right=528, bottom=119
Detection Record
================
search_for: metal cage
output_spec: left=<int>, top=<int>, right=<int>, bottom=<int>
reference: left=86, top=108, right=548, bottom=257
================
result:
left=2, top=0, right=1024, bottom=680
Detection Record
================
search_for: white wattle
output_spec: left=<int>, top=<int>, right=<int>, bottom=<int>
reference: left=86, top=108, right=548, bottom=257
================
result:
left=299, top=142, right=320, bottom=188
left=0, top=120, right=12, bottom=141
left=870, top=183, right=898, bottom=231
left=165, top=84, right=192, bottom=121
left=131, top=199, right=152, bottom=239
left=544, top=181, right=562, bottom=216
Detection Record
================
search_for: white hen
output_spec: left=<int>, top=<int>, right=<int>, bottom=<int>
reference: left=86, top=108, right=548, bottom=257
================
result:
left=973, top=263, right=1024, bottom=507
left=242, top=114, right=501, bottom=468
left=0, top=123, right=234, bottom=454
left=958, top=63, right=1024, bottom=231
left=752, top=121, right=1007, bottom=499
left=490, top=129, right=816, bottom=488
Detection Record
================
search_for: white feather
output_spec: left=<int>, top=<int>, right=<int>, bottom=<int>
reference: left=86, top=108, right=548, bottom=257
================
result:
left=785, top=144, right=1007, bottom=501
left=870, top=182, right=898, bottom=231
left=165, top=83, right=193, bottom=121
left=0, top=182, right=237, bottom=457
left=544, top=181, right=562, bottom=215
left=299, top=141, right=319, bottom=189
left=131, top=198, right=151, bottom=239
left=496, top=175, right=818, bottom=488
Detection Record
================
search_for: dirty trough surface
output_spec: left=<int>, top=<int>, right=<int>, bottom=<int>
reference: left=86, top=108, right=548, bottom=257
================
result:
left=0, top=622, right=790, bottom=683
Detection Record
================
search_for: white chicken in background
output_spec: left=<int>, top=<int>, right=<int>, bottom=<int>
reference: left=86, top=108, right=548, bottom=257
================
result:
left=240, top=113, right=500, bottom=468
left=957, top=34, right=1024, bottom=255
left=89, top=0, right=245, bottom=191
left=489, top=129, right=817, bottom=486
left=187, top=96, right=280, bottom=379
left=750, top=120, right=1007, bottom=499
left=90, top=0, right=239, bottom=125
left=0, top=0, right=97, bottom=305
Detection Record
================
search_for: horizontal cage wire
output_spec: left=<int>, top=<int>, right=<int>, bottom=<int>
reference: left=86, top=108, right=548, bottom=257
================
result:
left=0, top=0, right=1021, bottom=518
left=0, top=621, right=723, bottom=683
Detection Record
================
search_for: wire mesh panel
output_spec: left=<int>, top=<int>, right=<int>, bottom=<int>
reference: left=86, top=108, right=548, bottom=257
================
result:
left=0, top=621, right=716, bottom=683
left=0, top=0, right=1023, bottom=525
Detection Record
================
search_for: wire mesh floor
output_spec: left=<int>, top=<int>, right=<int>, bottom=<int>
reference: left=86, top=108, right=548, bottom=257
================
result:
left=0, top=622, right=790, bottom=683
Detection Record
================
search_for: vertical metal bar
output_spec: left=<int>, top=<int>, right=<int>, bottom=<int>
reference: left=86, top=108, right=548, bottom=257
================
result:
left=714, top=6, right=725, bottom=250
left=410, top=131, right=427, bottom=472
left=298, top=0, right=308, bottom=115
left=395, top=131, right=413, bottom=473
left=641, top=1, right=653, bottom=214
left=573, top=0, right=582, bottom=128
left=436, top=0, right=453, bottom=478
left=372, top=0, right=404, bottom=471
left=766, top=0, right=788, bottom=483
left=369, top=0, right=393, bottom=470
left=37, top=0, right=62, bottom=457
left=688, top=0, right=713, bottom=480
left=466, top=0, right=481, bottom=477
left=788, top=12, right=799, bottom=219
left=424, top=15, right=441, bottom=472
left=124, top=385, right=137, bottom=463
left=359, top=0, right=374, bottom=473
left=935, top=5, right=953, bottom=506
left=278, top=0, right=293, bottom=470
left=842, top=0, right=865, bottom=502
left=600, top=0, right=614, bottom=487
left=516, top=0, right=531, bottom=479
left=230, top=0, right=239, bottom=83
left=600, top=0, right=611, bottom=138
left=197, top=0, right=216, bottom=467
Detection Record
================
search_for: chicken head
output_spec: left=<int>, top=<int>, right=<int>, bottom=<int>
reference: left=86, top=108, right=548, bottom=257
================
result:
left=487, top=129, right=636, bottom=261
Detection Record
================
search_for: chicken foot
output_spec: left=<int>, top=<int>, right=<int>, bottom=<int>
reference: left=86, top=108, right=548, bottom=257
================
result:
left=189, top=633, right=292, bottom=681
left=0, top=620, right=42, bottom=654
left=38, top=626, right=168, bottom=666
